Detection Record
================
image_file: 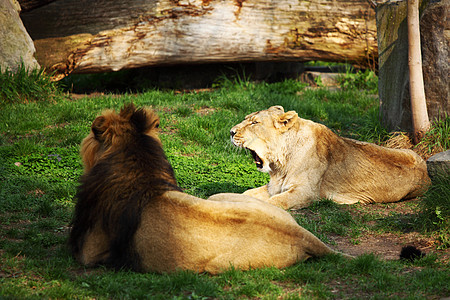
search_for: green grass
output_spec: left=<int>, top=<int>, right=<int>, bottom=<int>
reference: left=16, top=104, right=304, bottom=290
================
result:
left=337, top=68, right=378, bottom=95
left=415, top=113, right=450, bottom=156
left=0, top=69, right=448, bottom=299
left=0, top=63, right=63, bottom=106
left=419, top=173, right=450, bottom=249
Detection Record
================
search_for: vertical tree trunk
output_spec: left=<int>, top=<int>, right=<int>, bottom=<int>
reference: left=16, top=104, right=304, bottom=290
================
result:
left=407, top=0, right=430, bottom=143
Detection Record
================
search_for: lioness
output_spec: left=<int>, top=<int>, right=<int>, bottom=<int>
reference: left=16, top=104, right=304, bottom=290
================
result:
left=231, top=106, right=431, bottom=209
left=70, top=104, right=339, bottom=274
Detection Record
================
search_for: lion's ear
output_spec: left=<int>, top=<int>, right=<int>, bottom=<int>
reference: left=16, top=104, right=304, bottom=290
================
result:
left=91, top=116, right=107, bottom=141
left=268, top=106, right=285, bottom=113
left=275, top=111, right=298, bottom=131
left=130, top=108, right=160, bottom=134
left=120, top=103, right=137, bottom=120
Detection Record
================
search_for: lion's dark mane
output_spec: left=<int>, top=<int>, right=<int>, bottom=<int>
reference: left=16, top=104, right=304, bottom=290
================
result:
left=69, top=107, right=182, bottom=271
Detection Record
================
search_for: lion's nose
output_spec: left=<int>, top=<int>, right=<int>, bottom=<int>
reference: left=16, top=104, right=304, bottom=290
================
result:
left=230, top=129, right=236, bottom=137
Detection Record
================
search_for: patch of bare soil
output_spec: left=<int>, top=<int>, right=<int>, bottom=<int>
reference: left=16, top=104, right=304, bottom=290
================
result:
left=325, top=199, right=448, bottom=262
left=195, top=106, right=217, bottom=116
left=330, top=231, right=437, bottom=260
left=69, top=92, right=123, bottom=100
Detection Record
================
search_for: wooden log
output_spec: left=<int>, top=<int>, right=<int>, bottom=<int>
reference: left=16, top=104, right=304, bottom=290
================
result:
left=18, top=0, right=56, bottom=12
left=21, top=0, right=378, bottom=78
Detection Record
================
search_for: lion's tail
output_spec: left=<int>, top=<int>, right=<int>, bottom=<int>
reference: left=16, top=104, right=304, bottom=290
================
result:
left=303, top=229, right=353, bottom=259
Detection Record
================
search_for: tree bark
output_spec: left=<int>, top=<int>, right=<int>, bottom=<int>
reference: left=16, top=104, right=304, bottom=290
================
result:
left=18, top=0, right=56, bottom=12
left=407, top=0, right=430, bottom=142
left=20, top=0, right=378, bottom=79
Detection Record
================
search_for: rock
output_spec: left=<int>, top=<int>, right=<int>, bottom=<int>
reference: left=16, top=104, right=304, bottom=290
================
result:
left=301, top=71, right=340, bottom=87
left=426, top=150, right=450, bottom=181
left=0, top=0, right=39, bottom=72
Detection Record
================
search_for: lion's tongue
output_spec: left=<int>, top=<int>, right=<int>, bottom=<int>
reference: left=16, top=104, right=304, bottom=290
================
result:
left=250, top=150, right=263, bottom=168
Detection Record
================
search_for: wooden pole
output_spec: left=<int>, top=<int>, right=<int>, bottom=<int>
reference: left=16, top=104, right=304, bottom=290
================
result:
left=407, top=0, right=430, bottom=143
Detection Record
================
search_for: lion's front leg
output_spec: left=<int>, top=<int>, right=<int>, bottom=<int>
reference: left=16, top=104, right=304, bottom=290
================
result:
left=267, top=186, right=318, bottom=210
left=243, top=185, right=271, bottom=201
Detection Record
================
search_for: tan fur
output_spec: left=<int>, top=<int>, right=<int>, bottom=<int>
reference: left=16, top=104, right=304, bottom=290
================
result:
left=71, top=104, right=338, bottom=274
left=230, top=106, right=431, bottom=209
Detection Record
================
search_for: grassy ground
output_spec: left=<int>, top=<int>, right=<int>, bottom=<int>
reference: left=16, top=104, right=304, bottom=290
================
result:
left=0, top=68, right=449, bottom=299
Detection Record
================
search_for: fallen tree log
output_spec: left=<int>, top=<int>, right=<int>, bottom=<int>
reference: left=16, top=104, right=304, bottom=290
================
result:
left=18, top=0, right=56, bottom=12
left=20, top=0, right=378, bottom=79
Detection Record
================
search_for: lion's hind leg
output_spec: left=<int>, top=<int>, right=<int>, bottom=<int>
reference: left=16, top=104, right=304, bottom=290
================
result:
left=322, top=192, right=363, bottom=205
left=74, top=224, right=110, bottom=267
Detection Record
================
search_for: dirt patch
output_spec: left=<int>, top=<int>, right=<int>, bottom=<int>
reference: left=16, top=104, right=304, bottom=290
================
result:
left=69, top=93, right=123, bottom=100
left=330, top=231, right=437, bottom=260
left=299, top=198, right=450, bottom=262
left=195, top=106, right=216, bottom=116
left=344, top=199, right=448, bottom=262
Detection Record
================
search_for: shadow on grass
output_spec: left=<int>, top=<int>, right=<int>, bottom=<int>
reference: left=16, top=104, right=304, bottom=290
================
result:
left=194, top=182, right=249, bottom=198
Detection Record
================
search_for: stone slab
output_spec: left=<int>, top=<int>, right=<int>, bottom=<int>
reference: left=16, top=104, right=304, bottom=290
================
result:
left=426, top=150, right=450, bottom=181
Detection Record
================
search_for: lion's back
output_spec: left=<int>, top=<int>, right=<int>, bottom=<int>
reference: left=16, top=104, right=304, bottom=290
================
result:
left=320, top=137, right=430, bottom=203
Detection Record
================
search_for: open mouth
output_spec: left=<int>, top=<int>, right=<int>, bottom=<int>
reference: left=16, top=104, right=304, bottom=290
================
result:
left=248, top=149, right=263, bottom=169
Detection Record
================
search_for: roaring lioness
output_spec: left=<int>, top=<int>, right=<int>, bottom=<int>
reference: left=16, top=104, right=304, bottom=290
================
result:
left=70, top=104, right=339, bottom=274
left=231, top=106, right=431, bottom=209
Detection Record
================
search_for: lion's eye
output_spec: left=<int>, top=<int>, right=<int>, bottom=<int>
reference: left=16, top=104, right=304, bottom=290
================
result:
left=251, top=120, right=259, bottom=125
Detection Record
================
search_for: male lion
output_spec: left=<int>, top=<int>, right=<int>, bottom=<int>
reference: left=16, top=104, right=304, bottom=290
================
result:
left=230, top=106, right=431, bottom=210
left=69, top=104, right=339, bottom=274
